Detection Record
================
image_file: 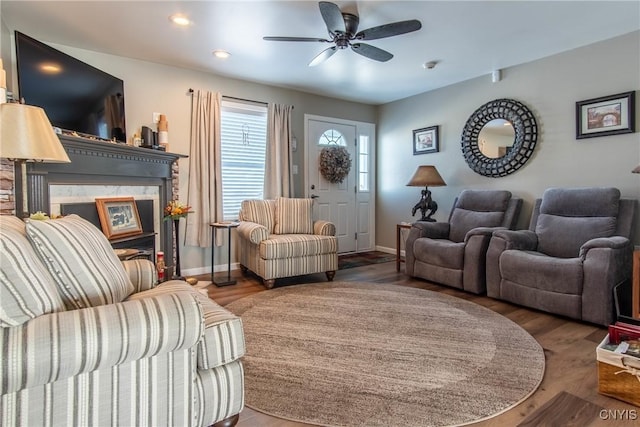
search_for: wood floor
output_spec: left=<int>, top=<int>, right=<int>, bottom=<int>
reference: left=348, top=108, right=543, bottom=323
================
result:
left=196, top=261, right=639, bottom=427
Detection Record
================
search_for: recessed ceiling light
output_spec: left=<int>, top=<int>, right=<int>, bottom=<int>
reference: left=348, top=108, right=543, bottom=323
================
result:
left=169, top=14, right=191, bottom=26
left=213, top=50, right=231, bottom=59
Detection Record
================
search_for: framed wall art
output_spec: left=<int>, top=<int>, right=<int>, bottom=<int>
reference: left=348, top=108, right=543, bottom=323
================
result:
left=95, top=197, right=143, bottom=240
left=413, top=125, right=439, bottom=155
left=576, top=91, right=635, bottom=139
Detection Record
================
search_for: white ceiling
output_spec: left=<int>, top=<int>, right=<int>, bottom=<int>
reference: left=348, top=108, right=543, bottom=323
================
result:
left=2, top=1, right=639, bottom=105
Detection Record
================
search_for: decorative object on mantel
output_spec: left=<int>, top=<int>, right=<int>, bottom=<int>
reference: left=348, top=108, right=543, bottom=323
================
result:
left=95, top=197, right=143, bottom=240
left=319, top=145, right=352, bottom=183
left=164, top=200, right=193, bottom=280
left=0, top=58, right=7, bottom=104
left=576, top=91, right=635, bottom=139
left=407, top=165, right=446, bottom=222
left=0, top=102, right=71, bottom=217
left=632, top=164, right=640, bottom=174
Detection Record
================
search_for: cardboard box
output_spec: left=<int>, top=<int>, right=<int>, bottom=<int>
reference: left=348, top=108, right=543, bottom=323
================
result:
left=597, top=335, right=640, bottom=407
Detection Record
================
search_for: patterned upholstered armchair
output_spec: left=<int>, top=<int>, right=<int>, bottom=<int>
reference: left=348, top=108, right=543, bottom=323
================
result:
left=486, top=187, right=636, bottom=326
left=238, top=197, right=338, bottom=289
left=405, top=190, right=522, bottom=294
left=0, top=215, right=244, bottom=427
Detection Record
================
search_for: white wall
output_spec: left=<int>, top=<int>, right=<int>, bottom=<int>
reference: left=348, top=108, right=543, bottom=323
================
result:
left=376, top=31, right=640, bottom=250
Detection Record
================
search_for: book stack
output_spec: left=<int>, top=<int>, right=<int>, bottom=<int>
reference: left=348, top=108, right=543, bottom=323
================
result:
left=605, top=322, right=640, bottom=358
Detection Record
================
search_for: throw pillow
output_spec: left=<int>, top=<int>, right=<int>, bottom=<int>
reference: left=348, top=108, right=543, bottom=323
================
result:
left=0, top=215, right=65, bottom=327
left=240, top=199, right=276, bottom=233
left=274, top=197, right=314, bottom=235
left=25, top=214, right=134, bottom=309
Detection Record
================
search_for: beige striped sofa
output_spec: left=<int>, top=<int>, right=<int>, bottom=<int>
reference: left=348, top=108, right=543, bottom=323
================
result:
left=238, top=198, right=338, bottom=289
left=0, top=214, right=245, bottom=427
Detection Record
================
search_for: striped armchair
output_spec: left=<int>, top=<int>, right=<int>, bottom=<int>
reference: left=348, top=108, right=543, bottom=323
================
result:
left=238, top=198, right=338, bottom=289
left=0, top=215, right=244, bottom=427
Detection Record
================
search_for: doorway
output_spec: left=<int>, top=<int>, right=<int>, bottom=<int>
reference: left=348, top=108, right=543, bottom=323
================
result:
left=304, top=115, right=375, bottom=253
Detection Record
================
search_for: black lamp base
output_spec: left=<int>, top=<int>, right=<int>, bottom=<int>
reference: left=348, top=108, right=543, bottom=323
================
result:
left=411, top=187, right=439, bottom=222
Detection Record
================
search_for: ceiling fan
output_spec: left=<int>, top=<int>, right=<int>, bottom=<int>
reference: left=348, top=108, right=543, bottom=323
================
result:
left=263, top=1, right=422, bottom=66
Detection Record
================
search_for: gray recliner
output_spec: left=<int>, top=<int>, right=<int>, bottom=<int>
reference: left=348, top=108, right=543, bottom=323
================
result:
left=486, top=187, right=636, bottom=326
left=405, top=190, right=522, bottom=294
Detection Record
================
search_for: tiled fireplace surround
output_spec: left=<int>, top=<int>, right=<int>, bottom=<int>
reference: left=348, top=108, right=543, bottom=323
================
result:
left=9, top=135, right=184, bottom=255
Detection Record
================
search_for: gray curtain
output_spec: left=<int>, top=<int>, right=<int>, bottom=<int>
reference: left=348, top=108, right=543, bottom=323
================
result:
left=185, top=90, right=223, bottom=247
left=264, top=103, right=293, bottom=199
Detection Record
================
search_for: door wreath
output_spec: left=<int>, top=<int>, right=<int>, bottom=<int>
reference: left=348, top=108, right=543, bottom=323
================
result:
left=319, top=146, right=352, bottom=183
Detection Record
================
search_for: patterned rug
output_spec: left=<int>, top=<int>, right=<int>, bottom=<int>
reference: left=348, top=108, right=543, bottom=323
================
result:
left=338, top=251, right=395, bottom=270
left=227, top=282, right=545, bottom=427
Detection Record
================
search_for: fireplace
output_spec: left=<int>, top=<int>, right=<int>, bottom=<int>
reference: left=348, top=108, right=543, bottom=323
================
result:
left=19, top=134, right=185, bottom=254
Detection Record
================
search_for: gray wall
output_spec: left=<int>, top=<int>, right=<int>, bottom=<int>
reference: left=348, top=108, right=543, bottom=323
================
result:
left=376, top=31, right=640, bottom=250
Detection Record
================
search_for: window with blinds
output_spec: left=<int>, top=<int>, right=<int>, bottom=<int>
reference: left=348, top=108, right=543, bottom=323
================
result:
left=220, top=100, right=268, bottom=220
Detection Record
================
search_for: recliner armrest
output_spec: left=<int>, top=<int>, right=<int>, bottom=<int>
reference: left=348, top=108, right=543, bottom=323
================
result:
left=238, top=221, right=270, bottom=244
left=0, top=292, right=203, bottom=395
left=409, top=221, right=450, bottom=239
left=579, top=236, right=631, bottom=259
left=492, top=229, right=538, bottom=251
left=314, top=220, right=336, bottom=236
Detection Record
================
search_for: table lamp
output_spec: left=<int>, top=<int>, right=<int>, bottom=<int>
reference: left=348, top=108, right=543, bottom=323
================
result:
left=406, top=165, right=446, bottom=222
left=0, top=102, right=71, bottom=217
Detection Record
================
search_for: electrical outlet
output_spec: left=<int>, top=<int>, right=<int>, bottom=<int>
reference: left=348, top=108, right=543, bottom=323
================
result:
left=152, top=112, right=160, bottom=123
left=292, top=165, right=298, bottom=175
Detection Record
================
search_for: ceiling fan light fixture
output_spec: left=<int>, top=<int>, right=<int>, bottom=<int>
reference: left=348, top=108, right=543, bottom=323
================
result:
left=264, top=1, right=422, bottom=67
left=213, top=50, right=231, bottom=59
left=169, top=14, right=191, bottom=26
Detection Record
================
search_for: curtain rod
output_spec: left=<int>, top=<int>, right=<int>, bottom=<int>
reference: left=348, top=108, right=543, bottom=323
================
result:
left=187, top=89, right=293, bottom=109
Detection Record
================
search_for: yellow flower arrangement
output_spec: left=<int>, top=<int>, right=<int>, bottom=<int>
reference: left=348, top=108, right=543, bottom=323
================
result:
left=29, top=211, right=50, bottom=220
left=163, top=200, right=192, bottom=221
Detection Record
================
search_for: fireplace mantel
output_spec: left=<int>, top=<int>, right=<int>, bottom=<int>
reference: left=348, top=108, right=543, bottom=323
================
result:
left=20, top=134, right=186, bottom=254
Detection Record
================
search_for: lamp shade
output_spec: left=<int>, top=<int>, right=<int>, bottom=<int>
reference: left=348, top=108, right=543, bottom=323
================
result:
left=406, top=165, right=446, bottom=187
left=0, top=103, right=70, bottom=162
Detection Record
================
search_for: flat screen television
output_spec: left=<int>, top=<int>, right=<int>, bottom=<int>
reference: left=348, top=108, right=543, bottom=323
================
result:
left=15, top=31, right=127, bottom=142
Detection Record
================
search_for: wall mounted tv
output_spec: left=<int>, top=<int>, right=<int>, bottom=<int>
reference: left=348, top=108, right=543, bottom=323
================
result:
left=15, top=31, right=126, bottom=142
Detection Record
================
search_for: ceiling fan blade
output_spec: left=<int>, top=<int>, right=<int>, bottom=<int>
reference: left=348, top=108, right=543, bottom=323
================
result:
left=350, top=43, right=393, bottom=62
left=319, top=1, right=345, bottom=35
left=309, top=46, right=338, bottom=66
left=263, top=36, right=330, bottom=42
left=355, top=20, right=422, bottom=41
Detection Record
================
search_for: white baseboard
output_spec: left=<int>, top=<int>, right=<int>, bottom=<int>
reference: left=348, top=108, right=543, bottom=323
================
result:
left=375, top=245, right=404, bottom=257
left=181, top=262, right=240, bottom=278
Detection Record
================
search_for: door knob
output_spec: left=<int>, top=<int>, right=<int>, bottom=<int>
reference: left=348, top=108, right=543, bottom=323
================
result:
left=310, top=194, right=319, bottom=199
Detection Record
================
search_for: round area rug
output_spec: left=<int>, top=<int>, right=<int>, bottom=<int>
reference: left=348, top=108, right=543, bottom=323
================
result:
left=226, top=282, right=545, bottom=427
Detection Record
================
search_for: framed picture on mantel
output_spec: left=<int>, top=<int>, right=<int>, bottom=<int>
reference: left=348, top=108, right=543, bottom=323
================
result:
left=95, top=197, right=143, bottom=240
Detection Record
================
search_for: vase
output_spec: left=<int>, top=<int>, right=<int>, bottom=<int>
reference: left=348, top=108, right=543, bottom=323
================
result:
left=172, top=218, right=184, bottom=280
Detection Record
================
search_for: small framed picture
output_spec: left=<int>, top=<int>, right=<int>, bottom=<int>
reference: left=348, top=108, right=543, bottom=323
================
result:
left=413, top=125, right=439, bottom=155
left=576, top=91, right=635, bottom=139
left=95, top=197, right=143, bottom=240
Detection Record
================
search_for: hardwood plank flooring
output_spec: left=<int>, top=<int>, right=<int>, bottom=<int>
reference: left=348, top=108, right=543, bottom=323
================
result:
left=196, top=262, right=639, bottom=427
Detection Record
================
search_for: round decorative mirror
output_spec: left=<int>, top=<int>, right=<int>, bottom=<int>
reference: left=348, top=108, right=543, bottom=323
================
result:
left=461, top=99, right=537, bottom=177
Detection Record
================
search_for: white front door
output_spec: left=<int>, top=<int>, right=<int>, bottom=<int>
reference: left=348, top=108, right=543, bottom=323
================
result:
left=306, top=119, right=357, bottom=253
